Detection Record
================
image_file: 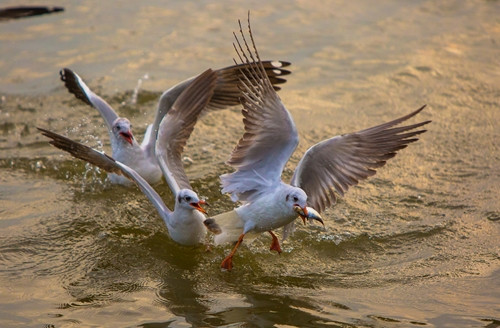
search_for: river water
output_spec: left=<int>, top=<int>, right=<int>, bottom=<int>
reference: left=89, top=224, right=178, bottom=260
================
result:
left=0, top=1, right=499, bottom=327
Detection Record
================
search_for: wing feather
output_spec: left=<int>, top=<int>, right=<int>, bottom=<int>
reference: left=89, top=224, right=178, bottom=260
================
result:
left=144, top=60, right=292, bottom=155
left=38, top=127, right=172, bottom=216
left=220, top=16, right=298, bottom=202
left=60, top=68, right=119, bottom=132
left=291, top=105, right=431, bottom=213
left=38, top=127, right=121, bottom=174
left=156, top=69, right=217, bottom=194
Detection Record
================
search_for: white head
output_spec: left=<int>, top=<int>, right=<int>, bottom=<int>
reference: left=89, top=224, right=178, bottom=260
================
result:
left=176, top=189, right=207, bottom=214
left=285, top=186, right=324, bottom=225
left=284, top=186, right=308, bottom=216
left=112, top=118, right=134, bottom=145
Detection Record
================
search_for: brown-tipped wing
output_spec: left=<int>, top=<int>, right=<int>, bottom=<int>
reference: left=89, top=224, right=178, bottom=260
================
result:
left=38, top=127, right=121, bottom=175
left=156, top=69, right=217, bottom=194
left=60, top=68, right=119, bottom=131
left=146, top=60, right=292, bottom=155
left=291, top=105, right=431, bottom=213
left=38, top=127, right=172, bottom=216
left=220, top=17, right=298, bottom=202
left=207, top=60, right=291, bottom=111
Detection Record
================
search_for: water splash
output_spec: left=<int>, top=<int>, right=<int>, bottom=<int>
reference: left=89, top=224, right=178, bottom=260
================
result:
left=32, top=160, right=47, bottom=172
left=80, top=162, right=105, bottom=192
left=74, top=132, right=108, bottom=192
left=130, top=73, right=149, bottom=105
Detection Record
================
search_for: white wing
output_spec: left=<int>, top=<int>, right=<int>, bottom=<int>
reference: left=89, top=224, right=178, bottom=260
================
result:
left=60, top=68, right=119, bottom=133
left=143, top=60, right=292, bottom=157
left=291, top=105, right=431, bottom=213
left=220, top=18, right=298, bottom=202
left=113, top=161, right=172, bottom=221
left=155, top=69, right=217, bottom=195
left=38, top=127, right=172, bottom=219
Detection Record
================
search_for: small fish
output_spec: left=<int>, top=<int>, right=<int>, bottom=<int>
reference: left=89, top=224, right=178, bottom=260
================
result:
left=294, top=206, right=324, bottom=226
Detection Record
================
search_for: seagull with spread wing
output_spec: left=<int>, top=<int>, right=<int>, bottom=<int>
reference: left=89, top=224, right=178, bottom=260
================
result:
left=213, top=16, right=431, bottom=270
left=60, top=60, right=291, bottom=186
left=40, top=69, right=221, bottom=245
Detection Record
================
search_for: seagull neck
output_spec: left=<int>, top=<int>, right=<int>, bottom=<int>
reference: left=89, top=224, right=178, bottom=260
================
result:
left=111, top=136, right=141, bottom=159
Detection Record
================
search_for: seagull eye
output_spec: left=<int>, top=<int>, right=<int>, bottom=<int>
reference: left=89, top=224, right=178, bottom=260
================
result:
left=293, top=196, right=299, bottom=202
left=185, top=196, right=192, bottom=202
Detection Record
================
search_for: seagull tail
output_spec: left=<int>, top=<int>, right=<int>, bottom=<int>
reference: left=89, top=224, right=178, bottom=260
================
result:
left=211, top=210, right=245, bottom=246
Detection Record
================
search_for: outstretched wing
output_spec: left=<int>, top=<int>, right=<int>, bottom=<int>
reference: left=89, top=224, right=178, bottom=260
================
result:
left=144, top=60, right=292, bottom=156
left=38, top=127, right=120, bottom=174
left=220, top=16, right=299, bottom=202
left=38, top=127, right=171, bottom=216
left=291, top=105, right=431, bottom=213
left=207, top=60, right=291, bottom=111
left=156, top=69, right=217, bottom=195
left=60, top=68, right=119, bottom=132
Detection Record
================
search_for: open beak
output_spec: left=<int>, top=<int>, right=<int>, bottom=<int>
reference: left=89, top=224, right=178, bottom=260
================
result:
left=119, top=130, right=134, bottom=145
left=294, top=205, right=309, bottom=224
left=294, top=205, right=324, bottom=226
left=190, top=199, right=208, bottom=214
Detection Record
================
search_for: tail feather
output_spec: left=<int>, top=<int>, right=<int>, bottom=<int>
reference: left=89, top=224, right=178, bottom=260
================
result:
left=212, top=210, right=245, bottom=245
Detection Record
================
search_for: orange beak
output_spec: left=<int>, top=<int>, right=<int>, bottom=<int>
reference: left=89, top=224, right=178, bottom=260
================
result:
left=190, top=199, right=208, bottom=214
left=120, top=131, right=134, bottom=145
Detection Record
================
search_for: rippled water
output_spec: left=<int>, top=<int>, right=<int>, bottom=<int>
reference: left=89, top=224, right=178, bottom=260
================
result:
left=1, top=1, right=499, bottom=327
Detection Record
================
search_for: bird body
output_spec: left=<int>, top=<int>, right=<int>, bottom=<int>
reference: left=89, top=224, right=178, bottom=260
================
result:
left=109, top=129, right=161, bottom=185
left=215, top=15, right=430, bottom=270
left=60, top=60, right=291, bottom=186
left=164, top=189, right=209, bottom=245
left=214, top=183, right=307, bottom=245
left=40, top=69, right=220, bottom=246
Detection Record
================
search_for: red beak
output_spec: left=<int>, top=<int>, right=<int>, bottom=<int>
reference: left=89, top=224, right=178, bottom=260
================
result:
left=190, top=200, right=208, bottom=214
left=119, top=131, right=134, bottom=145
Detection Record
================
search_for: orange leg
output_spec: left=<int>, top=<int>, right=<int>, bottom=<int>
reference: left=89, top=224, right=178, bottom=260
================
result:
left=221, top=233, right=245, bottom=271
left=268, top=231, right=282, bottom=254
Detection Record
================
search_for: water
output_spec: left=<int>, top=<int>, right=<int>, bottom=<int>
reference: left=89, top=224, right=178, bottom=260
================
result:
left=1, top=0, right=499, bottom=327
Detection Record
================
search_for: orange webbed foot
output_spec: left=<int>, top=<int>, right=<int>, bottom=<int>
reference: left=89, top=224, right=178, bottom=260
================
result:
left=221, top=233, right=245, bottom=271
left=221, top=255, right=234, bottom=271
left=269, top=231, right=282, bottom=254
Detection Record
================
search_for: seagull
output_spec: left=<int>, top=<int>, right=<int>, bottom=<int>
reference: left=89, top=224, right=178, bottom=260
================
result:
left=212, top=16, right=431, bottom=270
left=40, top=69, right=221, bottom=246
left=60, top=59, right=291, bottom=185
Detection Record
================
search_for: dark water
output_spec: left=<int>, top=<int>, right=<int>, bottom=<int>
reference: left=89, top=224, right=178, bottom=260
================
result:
left=1, top=1, right=499, bottom=327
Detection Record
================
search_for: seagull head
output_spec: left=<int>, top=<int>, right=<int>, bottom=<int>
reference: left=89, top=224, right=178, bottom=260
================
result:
left=112, top=118, right=134, bottom=145
left=176, top=189, right=208, bottom=214
left=285, top=187, right=308, bottom=218
left=286, top=187, right=324, bottom=226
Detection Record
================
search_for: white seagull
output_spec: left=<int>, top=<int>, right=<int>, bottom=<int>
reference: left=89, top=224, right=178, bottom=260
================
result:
left=60, top=60, right=291, bottom=185
left=212, top=17, right=431, bottom=270
left=40, top=69, right=220, bottom=246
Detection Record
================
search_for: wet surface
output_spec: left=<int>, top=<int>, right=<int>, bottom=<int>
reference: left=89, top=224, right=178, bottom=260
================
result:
left=1, top=1, right=499, bottom=327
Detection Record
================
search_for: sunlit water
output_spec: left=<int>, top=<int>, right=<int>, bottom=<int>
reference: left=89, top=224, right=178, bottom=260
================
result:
left=1, top=1, right=499, bottom=327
